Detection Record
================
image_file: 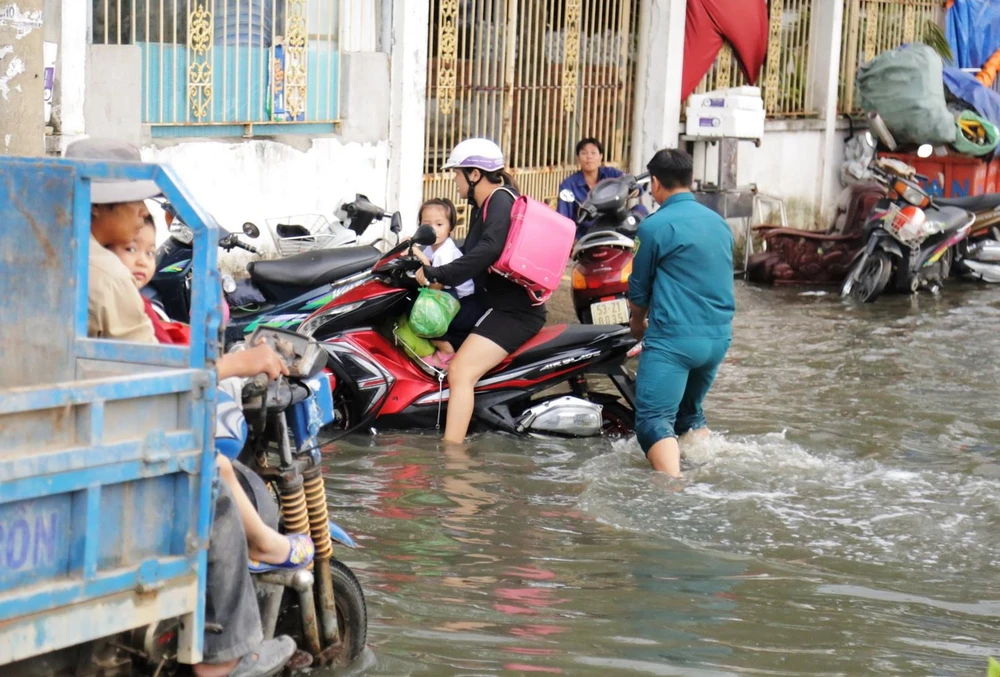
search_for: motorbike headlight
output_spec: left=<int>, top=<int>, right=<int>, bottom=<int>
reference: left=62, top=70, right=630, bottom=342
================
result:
left=170, top=224, right=194, bottom=245
left=894, top=181, right=930, bottom=208
left=299, top=302, right=364, bottom=337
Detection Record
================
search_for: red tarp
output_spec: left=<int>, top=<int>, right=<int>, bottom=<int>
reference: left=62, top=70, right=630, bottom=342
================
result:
left=682, top=0, right=770, bottom=101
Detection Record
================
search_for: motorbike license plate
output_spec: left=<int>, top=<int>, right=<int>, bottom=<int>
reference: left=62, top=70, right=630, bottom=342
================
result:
left=590, top=299, right=629, bottom=325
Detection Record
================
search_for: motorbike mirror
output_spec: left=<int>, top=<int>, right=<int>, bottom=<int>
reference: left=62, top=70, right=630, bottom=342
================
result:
left=390, top=211, right=402, bottom=234
left=916, top=144, right=934, bottom=159
left=413, top=224, right=437, bottom=247
left=867, top=112, right=897, bottom=151
left=242, top=221, right=260, bottom=238
left=559, top=188, right=576, bottom=204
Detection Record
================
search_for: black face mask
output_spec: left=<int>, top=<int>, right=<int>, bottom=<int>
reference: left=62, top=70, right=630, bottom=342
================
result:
left=462, top=168, right=481, bottom=203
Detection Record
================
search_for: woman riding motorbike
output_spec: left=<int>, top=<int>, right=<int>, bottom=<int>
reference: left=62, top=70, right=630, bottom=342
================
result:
left=415, top=139, right=547, bottom=443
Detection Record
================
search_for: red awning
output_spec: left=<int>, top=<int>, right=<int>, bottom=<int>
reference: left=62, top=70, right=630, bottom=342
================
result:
left=682, top=0, right=769, bottom=101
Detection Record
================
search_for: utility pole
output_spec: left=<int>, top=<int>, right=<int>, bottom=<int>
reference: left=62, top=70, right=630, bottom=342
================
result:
left=0, top=0, right=45, bottom=156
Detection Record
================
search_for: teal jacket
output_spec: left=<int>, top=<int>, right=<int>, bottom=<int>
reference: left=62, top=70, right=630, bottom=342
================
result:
left=627, top=192, right=735, bottom=340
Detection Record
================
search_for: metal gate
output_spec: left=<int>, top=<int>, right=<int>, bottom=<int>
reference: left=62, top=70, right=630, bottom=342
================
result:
left=424, top=0, right=641, bottom=236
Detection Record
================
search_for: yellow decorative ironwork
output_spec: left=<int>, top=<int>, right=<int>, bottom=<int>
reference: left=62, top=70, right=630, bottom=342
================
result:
left=840, top=0, right=943, bottom=115
left=863, top=4, right=879, bottom=62
left=902, top=4, right=916, bottom=43
left=716, top=43, right=734, bottom=90
left=187, top=3, right=213, bottom=121
left=424, top=0, right=640, bottom=212
left=764, top=0, right=784, bottom=113
left=284, top=0, right=309, bottom=120
left=561, top=0, right=582, bottom=113
left=437, top=0, right=459, bottom=116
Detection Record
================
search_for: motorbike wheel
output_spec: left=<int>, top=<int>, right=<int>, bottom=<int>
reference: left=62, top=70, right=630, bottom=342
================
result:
left=846, top=250, right=892, bottom=303
left=589, top=394, right=635, bottom=437
left=277, top=557, right=368, bottom=665
left=328, top=558, right=368, bottom=664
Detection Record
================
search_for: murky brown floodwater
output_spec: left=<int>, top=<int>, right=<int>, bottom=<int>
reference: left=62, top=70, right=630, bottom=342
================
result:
left=319, top=282, right=1000, bottom=676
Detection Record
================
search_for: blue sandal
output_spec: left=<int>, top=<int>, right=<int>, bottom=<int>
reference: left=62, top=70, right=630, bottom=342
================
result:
left=249, top=533, right=315, bottom=573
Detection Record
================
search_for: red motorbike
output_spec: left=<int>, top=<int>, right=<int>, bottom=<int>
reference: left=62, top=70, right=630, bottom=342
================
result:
left=298, top=225, right=640, bottom=437
left=568, top=173, right=648, bottom=324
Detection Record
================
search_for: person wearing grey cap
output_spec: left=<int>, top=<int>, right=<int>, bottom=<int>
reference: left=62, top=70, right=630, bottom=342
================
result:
left=65, top=138, right=297, bottom=677
left=65, top=138, right=160, bottom=342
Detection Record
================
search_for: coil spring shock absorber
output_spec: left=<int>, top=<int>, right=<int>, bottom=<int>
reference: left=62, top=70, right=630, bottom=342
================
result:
left=278, top=474, right=310, bottom=536
left=303, top=465, right=339, bottom=648
left=303, top=467, right=333, bottom=559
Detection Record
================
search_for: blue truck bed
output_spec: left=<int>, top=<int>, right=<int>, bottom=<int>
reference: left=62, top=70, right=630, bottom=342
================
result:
left=0, top=155, right=222, bottom=666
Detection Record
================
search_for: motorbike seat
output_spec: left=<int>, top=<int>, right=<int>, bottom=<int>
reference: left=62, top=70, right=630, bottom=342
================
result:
left=924, top=205, right=973, bottom=233
left=248, top=245, right=381, bottom=289
left=935, top=193, right=1000, bottom=212
left=502, top=324, right=628, bottom=370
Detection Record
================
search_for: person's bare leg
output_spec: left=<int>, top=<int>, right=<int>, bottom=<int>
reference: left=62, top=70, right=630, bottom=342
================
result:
left=646, top=437, right=682, bottom=477
left=217, top=455, right=291, bottom=564
left=443, top=335, right=509, bottom=442
left=679, top=428, right=710, bottom=444
left=432, top=339, right=456, bottom=355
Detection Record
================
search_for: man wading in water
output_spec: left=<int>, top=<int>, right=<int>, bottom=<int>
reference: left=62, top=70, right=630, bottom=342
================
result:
left=627, top=149, right=735, bottom=477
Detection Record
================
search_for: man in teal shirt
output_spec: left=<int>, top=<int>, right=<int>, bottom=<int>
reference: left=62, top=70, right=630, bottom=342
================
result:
left=628, top=149, right=735, bottom=477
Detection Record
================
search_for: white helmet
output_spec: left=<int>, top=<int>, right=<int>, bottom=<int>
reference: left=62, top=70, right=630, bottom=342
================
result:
left=441, top=138, right=505, bottom=172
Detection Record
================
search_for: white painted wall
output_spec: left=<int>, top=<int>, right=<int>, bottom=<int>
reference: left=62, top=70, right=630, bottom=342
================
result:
left=691, top=121, right=849, bottom=229
left=143, top=138, right=392, bottom=266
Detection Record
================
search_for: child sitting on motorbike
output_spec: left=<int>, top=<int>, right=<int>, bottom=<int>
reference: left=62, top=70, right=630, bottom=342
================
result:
left=411, top=198, right=480, bottom=370
left=111, top=216, right=314, bottom=574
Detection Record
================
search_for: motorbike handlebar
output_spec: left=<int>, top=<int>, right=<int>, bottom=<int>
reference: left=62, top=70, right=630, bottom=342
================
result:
left=220, top=234, right=261, bottom=255
left=235, top=240, right=261, bottom=255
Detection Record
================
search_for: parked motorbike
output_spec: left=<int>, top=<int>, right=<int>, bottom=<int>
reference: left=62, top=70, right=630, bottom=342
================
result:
left=299, top=225, right=640, bottom=437
left=145, top=196, right=402, bottom=346
left=947, top=193, right=1000, bottom=282
left=8, top=327, right=366, bottom=676
left=842, top=116, right=976, bottom=302
left=567, top=173, right=648, bottom=324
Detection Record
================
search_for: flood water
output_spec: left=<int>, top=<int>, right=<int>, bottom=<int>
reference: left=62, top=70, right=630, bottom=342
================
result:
left=320, top=283, right=1000, bottom=676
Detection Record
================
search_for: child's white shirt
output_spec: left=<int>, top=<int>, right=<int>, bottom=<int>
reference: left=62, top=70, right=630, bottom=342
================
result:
left=424, top=238, right=475, bottom=298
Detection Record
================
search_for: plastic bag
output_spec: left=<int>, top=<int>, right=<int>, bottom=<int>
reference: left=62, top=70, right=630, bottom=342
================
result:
left=952, top=110, right=1000, bottom=157
left=409, top=288, right=460, bottom=338
left=394, top=315, right=435, bottom=357
left=856, top=44, right=956, bottom=146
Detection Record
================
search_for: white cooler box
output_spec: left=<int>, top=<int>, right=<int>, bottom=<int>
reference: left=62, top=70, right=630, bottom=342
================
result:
left=685, top=107, right=765, bottom=139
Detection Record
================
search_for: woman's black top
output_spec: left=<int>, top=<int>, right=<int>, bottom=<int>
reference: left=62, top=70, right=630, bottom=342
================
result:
left=423, top=187, right=546, bottom=316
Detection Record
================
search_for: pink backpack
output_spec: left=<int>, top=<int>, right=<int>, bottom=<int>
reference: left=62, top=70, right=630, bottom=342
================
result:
left=483, top=187, right=576, bottom=305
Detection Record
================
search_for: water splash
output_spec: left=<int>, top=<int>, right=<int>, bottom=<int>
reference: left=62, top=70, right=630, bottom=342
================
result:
left=578, top=432, right=1000, bottom=587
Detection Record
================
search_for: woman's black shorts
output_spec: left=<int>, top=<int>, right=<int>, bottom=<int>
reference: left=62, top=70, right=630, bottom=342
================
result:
left=470, top=306, right=547, bottom=353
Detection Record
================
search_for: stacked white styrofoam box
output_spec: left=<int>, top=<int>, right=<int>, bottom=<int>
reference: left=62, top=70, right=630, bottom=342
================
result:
left=685, top=86, right=765, bottom=139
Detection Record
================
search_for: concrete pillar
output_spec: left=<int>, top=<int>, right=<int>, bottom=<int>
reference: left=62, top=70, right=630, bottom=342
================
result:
left=810, top=0, right=846, bottom=219
left=0, top=0, right=45, bottom=155
left=386, top=0, right=429, bottom=224
left=630, top=0, right=687, bottom=173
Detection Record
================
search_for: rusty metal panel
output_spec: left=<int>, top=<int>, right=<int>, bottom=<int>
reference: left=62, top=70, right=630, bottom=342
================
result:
left=424, top=0, right=641, bottom=232
left=0, top=155, right=221, bottom=666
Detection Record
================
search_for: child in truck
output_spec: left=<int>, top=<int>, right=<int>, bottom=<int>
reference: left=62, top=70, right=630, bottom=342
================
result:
left=412, top=198, right=481, bottom=370
left=110, top=215, right=313, bottom=574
